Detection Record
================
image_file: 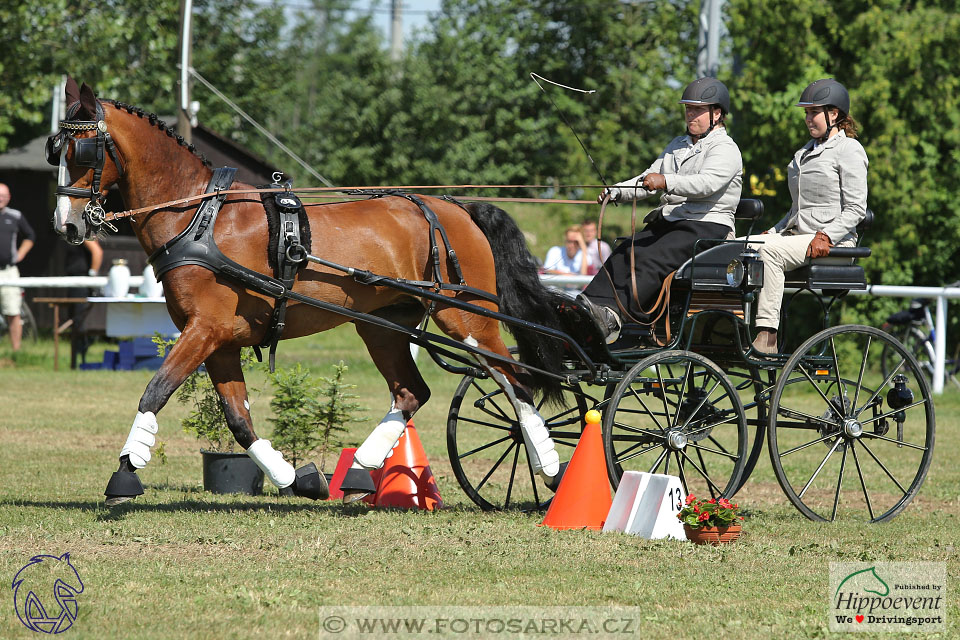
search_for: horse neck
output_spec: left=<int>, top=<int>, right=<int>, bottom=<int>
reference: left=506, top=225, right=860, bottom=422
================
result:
left=108, top=106, right=214, bottom=254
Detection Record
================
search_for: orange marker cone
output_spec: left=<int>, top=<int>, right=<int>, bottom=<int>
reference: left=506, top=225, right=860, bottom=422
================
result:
left=372, top=420, right=443, bottom=510
left=325, top=448, right=379, bottom=504
left=540, top=409, right=612, bottom=530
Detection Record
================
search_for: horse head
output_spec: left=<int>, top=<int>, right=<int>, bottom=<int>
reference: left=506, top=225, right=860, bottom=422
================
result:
left=12, top=552, right=85, bottom=633
left=50, top=77, right=126, bottom=245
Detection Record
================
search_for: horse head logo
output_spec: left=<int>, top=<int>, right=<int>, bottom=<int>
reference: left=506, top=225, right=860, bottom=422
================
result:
left=835, top=566, right=890, bottom=598
left=12, top=553, right=84, bottom=634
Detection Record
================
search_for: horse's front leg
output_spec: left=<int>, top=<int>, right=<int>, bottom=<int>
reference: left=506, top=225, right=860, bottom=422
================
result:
left=205, top=348, right=328, bottom=500
left=105, top=326, right=222, bottom=506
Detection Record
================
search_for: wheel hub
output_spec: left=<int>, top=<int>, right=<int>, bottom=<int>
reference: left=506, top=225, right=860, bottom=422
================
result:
left=842, top=418, right=863, bottom=438
left=667, top=430, right=688, bottom=450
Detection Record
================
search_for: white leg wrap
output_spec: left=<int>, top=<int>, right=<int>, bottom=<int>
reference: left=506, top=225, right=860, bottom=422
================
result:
left=120, top=411, right=159, bottom=469
left=353, top=406, right=406, bottom=470
left=470, top=340, right=560, bottom=478
left=246, top=439, right=295, bottom=488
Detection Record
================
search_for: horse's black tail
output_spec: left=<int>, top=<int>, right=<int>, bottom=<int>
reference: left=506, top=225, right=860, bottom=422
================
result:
left=465, top=202, right=568, bottom=405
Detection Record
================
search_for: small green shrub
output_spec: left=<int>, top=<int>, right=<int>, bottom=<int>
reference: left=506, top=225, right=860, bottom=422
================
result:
left=268, top=361, right=364, bottom=470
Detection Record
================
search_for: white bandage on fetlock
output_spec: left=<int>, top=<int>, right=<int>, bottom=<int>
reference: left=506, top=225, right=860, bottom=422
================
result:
left=120, top=411, right=159, bottom=469
left=519, top=411, right=560, bottom=478
left=246, top=439, right=295, bottom=488
left=353, top=407, right=406, bottom=470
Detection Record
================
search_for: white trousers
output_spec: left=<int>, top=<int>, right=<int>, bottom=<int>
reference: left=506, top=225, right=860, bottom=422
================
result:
left=744, top=232, right=854, bottom=330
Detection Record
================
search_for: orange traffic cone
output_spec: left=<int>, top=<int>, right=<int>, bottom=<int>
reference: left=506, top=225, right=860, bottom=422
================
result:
left=372, top=420, right=443, bottom=510
left=326, top=448, right=379, bottom=504
left=540, top=410, right=612, bottom=530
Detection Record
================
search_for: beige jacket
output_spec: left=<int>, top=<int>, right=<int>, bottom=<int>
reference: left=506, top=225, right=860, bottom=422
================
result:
left=773, top=131, right=869, bottom=244
left=607, top=127, right=742, bottom=230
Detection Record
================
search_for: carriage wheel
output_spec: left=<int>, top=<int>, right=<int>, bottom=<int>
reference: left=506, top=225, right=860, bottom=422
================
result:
left=602, top=351, right=747, bottom=500
left=768, top=325, right=935, bottom=522
left=447, top=374, right=588, bottom=511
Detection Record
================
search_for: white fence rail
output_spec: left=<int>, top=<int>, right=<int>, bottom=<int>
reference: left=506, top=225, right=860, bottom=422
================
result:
left=4, top=275, right=959, bottom=393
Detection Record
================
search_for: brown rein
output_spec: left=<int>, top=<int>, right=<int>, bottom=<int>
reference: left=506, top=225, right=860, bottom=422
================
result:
left=103, top=184, right=599, bottom=222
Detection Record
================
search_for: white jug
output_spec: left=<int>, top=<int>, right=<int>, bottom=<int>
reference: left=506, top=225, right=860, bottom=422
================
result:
left=140, top=264, right=163, bottom=298
left=105, top=259, right=131, bottom=298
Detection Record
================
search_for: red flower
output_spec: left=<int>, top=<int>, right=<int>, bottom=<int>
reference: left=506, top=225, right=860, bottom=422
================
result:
left=698, top=512, right=709, bottom=522
left=708, top=498, right=717, bottom=504
left=693, top=505, right=700, bottom=513
left=685, top=494, right=696, bottom=505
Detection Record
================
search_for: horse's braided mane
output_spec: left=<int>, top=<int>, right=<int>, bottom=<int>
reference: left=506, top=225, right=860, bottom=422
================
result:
left=104, top=99, right=213, bottom=167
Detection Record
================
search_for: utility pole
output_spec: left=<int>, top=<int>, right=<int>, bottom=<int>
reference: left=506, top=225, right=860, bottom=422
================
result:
left=696, top=0, right=726, bottom=78
left=390, top=0, right=403, bottom=62
left=177, top=0, right=194, bottom=143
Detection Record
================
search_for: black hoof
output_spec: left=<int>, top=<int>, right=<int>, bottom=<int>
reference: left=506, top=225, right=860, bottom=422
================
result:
left=543, top=462, right=568, bottom=493
left=291, top=462, right=329, bottom=500
left=340, top=467, right=376, bottom=494
left=104, top=470, right=144, bottom=505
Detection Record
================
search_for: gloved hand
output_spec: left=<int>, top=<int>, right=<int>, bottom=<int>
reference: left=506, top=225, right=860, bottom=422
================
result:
left=642, top=172, right=667, bottom=191
left=806, top=230, right=833, bottom=258
left=597, top=188, right=618, bottom=205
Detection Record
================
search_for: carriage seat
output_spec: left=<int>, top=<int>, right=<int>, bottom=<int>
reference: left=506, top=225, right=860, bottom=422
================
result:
left=783, top=209, right=873, bottom=291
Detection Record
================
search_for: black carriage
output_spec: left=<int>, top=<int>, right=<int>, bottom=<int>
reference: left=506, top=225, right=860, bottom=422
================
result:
left=446, top=200, right=934, bottom=522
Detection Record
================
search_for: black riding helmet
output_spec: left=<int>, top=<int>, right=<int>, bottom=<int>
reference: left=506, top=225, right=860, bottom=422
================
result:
left=797, top=78, right=850, bottom=141
left=679, top=77, right=730, bottom=137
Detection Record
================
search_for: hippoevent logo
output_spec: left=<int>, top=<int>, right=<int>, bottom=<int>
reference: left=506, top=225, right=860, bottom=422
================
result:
left=829, top=562, right=945, bottom=632
left=11, top=553, right=84, bottom=634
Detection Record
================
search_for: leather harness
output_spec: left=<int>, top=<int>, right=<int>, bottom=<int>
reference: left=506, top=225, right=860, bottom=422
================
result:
left=147, top=171, right=497, bottom=370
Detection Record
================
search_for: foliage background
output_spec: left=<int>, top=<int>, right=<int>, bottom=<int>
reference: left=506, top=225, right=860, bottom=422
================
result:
left=0, top=0, right=957, bottom=334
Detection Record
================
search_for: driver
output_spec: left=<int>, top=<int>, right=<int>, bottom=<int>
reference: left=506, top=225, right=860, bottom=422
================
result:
left=578, top=77, right=742, bottom=343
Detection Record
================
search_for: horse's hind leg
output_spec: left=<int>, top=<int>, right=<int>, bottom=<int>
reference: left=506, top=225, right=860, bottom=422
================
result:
left=432, top=308, right=560, bottom=480
left=341, top=320, right=431, bottom=502
left=205, top=348, right=328, bottom=500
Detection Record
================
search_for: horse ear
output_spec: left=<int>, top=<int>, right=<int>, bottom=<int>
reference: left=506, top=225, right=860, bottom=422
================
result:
left=78, top=82, right=98, bottom=119
left=64, top=77, right=80, bottom=108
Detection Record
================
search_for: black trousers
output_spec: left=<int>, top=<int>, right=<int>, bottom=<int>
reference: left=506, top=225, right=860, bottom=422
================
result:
left=582, top=218, right=729, bottom=319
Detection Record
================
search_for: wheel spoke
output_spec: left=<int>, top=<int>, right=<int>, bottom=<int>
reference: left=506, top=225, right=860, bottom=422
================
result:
left=854, top=357, right=906, bottom=419
left=614, top=441, right=664, bottom=465
left=458, top=434, right=514, bottom=460
left=830, top=444, right=848, bottom=521
left=857, top=439, right=909, bottom=495
left=850, top=443, right=875, bottom=521
left=656, top=364, right=675, bottom=430
left=830, top=335, right=846, bottom=411
left=687, top=441, right=740, bottom=461
left=852, top=335, right=872, bottom=411
left=859, top=432, right=929, bottom=452
left=610, top=421, right=663, bottom=438
left=677, top=378, right=723, bottom=431
left=778, top=432, right=841, bottom=457
left=648, top=448, right=669, bottom=474
left=678, top=450, right=723, bottom=495
left=798, top=437, right=843, bottom=499
left=457, top=415, right=514, bottom=432
left=857, top=398, right=931, bottom=428
left=471, top=381, right=513, bottom=421
left=696, top=447, right=717, bottom=500
left=676, top=451, right=690, bottom=495
left=775, top=404, right=838, bottom=428
left=503, top=445, right=520, bottom=508
left=475, top=442, right=517, bottom=492
left=525, top=450, right=542, bottom=506
left=628, top=387, right=666, bottom=432
left=799, top=367, right=846, bottom=416
left=683, top=414, right=738, bottom=438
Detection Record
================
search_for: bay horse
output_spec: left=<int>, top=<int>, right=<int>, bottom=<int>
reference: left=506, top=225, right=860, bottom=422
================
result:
left=50, top=79, right=574, bottom=506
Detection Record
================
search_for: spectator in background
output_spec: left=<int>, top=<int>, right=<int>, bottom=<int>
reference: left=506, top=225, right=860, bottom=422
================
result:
left=543, top=225, right=589, bottom=296
left=580, top=219, right=611, bottom=275
left=0, top=183, right=35, bottom=352
left=64, top=238, right=103, bottom=367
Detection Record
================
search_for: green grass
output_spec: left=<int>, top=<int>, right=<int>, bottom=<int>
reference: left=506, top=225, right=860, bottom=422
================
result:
left=0, top=330, right=957, bottom=639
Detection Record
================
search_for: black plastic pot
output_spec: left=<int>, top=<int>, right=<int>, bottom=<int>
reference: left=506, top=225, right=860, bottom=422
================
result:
left=201, top=450, right=264, bottom=495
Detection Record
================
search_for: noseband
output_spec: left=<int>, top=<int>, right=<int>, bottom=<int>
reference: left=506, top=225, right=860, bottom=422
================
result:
left=46, top=101, right=125, bottom=232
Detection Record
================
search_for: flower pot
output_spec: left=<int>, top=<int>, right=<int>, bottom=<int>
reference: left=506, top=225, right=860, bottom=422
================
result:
left=201, top=450, right=264, bottom=495
left=683, top=523, right=742, bottom=545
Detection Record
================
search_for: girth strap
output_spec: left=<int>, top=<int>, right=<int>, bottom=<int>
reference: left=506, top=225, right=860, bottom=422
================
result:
left=260, top=188, right=307, bottom=371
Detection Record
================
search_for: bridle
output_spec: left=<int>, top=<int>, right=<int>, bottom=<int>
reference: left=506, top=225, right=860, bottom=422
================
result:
left=46, top=100, right=125, bottom=232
